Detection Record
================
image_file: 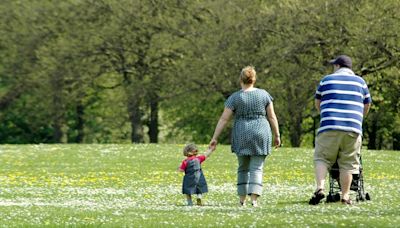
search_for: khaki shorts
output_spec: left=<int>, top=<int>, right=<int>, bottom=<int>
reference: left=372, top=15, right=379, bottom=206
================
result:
left=314, top=130, right=361, bottom=174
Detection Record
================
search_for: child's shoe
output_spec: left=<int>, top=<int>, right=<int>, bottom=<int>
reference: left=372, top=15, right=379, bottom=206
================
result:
left=251, top=200, right=258, bottom=207
left=187, top=199, right=193, bottom=206
left=196, top=198, right=203, bottom=206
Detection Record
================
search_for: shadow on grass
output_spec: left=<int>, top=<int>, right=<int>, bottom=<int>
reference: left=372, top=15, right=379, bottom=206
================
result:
left=277, top=200, right=309, bottom=205
left=174, top=201, right=244, bottom=207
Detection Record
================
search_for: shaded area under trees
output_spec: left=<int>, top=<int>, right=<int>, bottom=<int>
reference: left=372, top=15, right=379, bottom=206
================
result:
left=0, top=0, right=399, bottom=149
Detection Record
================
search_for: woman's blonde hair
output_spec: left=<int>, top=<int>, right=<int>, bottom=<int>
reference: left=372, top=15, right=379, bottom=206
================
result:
left=240, top=66, right=256, bottom=85
left=183, top=143, right=198, bottom=157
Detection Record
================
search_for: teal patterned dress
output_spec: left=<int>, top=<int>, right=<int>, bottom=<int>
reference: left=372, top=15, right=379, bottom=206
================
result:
left=225, top=88, right=273, bottom=156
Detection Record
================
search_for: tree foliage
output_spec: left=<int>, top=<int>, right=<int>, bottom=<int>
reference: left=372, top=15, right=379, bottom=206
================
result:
left=0, top=0, right=399, bottom=149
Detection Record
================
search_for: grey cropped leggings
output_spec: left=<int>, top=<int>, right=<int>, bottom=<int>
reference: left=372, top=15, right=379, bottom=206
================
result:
left=236, top=155, right=267, bottom=196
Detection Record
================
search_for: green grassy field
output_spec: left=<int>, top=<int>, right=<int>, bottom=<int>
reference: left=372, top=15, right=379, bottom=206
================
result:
left=0, top=144, right=399, bottom=227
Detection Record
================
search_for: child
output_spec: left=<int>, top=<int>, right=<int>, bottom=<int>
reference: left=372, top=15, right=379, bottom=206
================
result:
left=178, top=143, right=214, bottom=206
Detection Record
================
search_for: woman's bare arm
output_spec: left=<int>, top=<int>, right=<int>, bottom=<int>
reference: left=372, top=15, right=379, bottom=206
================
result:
left=266, top=102, right=281, bottom=148
left=209, top=108, right=233, bottom=149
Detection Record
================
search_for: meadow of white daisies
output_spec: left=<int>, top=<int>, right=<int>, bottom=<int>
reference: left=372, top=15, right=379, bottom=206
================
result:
left=0, top=144, right=398, bottom=227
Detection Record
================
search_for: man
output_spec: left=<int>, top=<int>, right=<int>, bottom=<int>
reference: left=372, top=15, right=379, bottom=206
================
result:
left=309, top=55, right=372, bottom=205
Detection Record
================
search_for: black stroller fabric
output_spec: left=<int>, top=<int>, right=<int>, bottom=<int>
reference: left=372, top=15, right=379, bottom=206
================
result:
left=327, top=156, right=371, bottom=202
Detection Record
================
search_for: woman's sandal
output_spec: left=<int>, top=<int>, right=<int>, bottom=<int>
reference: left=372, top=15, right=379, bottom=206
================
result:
left=341, top=198, right=353, bottom=205
left=309, top=188, right=325, bottom=205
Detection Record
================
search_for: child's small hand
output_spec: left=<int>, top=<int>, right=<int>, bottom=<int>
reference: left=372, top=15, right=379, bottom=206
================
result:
left=204, top=147, right=215, bottom=158
left=208, top=139, right=217, bottom=151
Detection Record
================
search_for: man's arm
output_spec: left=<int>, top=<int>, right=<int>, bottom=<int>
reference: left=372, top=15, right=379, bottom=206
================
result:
left=315, top=99, right=321, bottom=114
left=364, top=103, right=371, bottom=116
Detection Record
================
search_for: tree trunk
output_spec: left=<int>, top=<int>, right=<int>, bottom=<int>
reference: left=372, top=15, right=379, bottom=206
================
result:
left=377, top=131, right=383, bottom=150
left=285, top=82, right=304, bottom=147
left=366, top=113, right=378, bottom=150
left=51, top=73, right=66, bottom=143
left=288, top=117, right=302, bottom=147
left=148, top=99, right=159, bottom=143
left=75, top=102, right=85, bottom=143
left=393, top=131, right=400, bottom=150
left=127, top=95, right=144, bottom=143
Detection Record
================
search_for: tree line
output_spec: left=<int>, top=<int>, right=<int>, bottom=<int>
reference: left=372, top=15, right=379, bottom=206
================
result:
left=0, top=0, right=399, bottom=149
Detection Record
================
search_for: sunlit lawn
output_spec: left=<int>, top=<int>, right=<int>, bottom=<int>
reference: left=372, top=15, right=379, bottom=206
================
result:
left=0, top=144, right=398, bottom=227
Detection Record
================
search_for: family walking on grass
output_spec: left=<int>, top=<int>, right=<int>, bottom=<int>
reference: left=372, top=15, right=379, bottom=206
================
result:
left=178, top=55, right=372, bottom=207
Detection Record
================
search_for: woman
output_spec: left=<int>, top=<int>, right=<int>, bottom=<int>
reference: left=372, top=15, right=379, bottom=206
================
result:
left=209, top=66, right=280, bottom=207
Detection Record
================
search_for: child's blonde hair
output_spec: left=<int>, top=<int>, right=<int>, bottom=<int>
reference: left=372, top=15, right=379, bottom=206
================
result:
left=183, top=143, right=198, bottom=157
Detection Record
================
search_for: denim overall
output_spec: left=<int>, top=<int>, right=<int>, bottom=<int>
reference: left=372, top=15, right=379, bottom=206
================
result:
left=182, top=158, right=208, bottom=194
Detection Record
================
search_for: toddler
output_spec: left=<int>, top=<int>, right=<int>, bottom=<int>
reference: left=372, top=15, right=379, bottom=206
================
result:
left=178, top=143, right=214, bottom=206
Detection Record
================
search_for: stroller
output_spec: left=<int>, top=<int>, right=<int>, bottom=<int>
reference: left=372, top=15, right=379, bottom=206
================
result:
left=326, top=155, right=371, bottom=202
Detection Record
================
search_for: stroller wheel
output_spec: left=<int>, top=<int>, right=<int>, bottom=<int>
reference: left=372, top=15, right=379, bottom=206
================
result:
left=326, top=194, right=334, bottom=203
left=365, top=193, right=371, bottom=201
left=326, top=193, right=340, bottom=203
left=334, top=193, right=341, bottom=202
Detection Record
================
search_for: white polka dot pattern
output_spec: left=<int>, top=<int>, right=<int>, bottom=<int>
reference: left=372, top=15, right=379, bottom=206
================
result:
left=225, top=88, right=273, bottom=156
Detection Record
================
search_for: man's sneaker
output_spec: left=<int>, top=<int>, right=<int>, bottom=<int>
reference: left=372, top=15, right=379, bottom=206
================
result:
left=309, top=189, right=325, bottom=205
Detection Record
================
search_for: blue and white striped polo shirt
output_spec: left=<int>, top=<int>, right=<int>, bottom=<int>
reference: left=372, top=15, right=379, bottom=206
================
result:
left=315, top=68, right=372, bottom=135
